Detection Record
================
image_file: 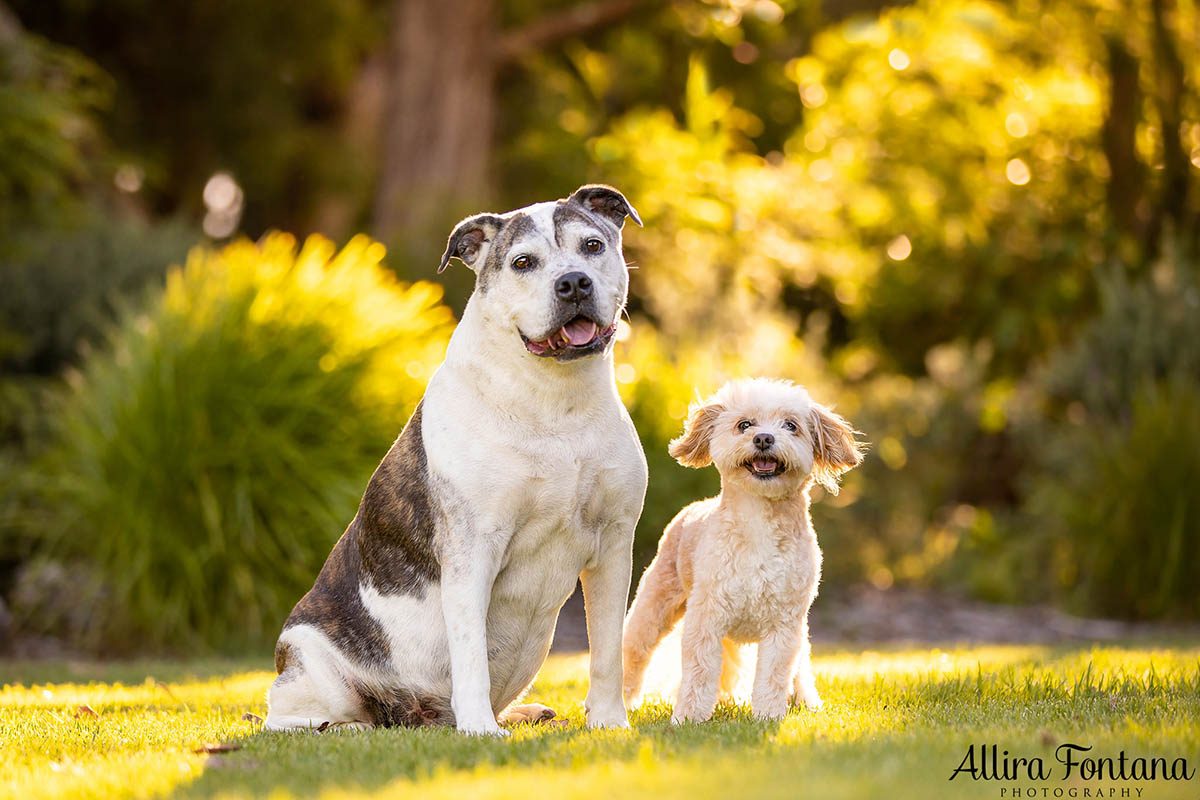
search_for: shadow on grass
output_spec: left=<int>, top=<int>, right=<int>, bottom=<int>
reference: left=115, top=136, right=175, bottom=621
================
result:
left=164, top=640, right=1200, bottom=799
left=167, top=702, right=789, bottom=799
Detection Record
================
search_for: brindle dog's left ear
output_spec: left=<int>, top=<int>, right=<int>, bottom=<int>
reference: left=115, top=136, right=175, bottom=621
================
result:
left=438, top=213, right=504, bottom=273
left=568, top=184, right=643, bottom=229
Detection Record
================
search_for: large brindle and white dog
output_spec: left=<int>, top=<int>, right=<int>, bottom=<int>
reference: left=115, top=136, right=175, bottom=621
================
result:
left=266, top=185, right=648, bottom=736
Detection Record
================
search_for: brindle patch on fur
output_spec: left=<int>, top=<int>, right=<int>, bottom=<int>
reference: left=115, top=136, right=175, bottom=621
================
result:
left=279, top=528, right=392, bottom=666
left=552, top=201, right=617, bottom=250
left=358, top=688, right=456, bottom=728
left=356, top=402, right=439, bottom=593
left=274, top=640, right=294, bottom=675
left=280, top=402, right=438, bottom=666
left=477, top=212, right=539, bottom=291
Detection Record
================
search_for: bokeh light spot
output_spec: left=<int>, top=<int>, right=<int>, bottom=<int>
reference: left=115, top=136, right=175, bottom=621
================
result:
left=1005, top=112, right=1029, bottom=138
left=114, top=164, right=143, bottom=193
left=888, top=49, right=910, bottom=70
left=1006, top=158, right=1031, bottom=185
left=202, top=171, right=244, bottom=238
left=809, top=159, right=834, bottom=181
left=800, top=84, right=827, bottom=108
left=887, top=234, right=912, bottom=261
left=732, top=41, right=759, bottom=64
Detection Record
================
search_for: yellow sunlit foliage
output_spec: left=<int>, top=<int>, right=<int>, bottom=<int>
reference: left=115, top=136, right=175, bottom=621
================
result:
left=28, top=234, right=454, bottom=651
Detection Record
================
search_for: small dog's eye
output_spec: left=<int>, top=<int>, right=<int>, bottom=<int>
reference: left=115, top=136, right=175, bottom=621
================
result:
left=584, top=238, right=604, bottom=254
left=737, top=419, right=753, bottom=433
left=783, top=420, right=798, bottom=433
left=512, top=255, right=531, bottom=270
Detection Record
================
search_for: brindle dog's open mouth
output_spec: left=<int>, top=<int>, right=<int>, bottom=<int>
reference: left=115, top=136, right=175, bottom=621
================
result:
left=744, top=456, right=787, bottom=479
left=522, top=315, right=617, bottom=360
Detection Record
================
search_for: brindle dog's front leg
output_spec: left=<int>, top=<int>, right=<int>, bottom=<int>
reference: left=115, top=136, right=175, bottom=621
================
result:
left=440, top=534, right=506, bottom=736
left=580, top=522, right=635, bottom=729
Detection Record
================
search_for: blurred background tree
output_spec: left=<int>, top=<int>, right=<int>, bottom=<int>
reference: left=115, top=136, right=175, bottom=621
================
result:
left=2, top=0, right=1197, bottom=652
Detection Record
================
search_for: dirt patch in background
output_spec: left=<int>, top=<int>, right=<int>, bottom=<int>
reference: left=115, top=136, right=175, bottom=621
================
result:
left=549, top=585, right=1199, bottom=653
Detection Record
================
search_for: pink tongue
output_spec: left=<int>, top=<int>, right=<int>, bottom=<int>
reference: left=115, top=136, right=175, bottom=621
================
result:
left=753, top=460, right=775, bottom=471
left=561, top=318, right=598, bottom=346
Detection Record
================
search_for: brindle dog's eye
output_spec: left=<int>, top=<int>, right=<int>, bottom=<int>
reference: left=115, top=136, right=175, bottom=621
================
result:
left=783, top=420, right=798, bottom=433
left=584, top=238, right=604, bottom=254
left=512, top=255, right=531, bottom=270
left=737, top=419, right=753, bottom=433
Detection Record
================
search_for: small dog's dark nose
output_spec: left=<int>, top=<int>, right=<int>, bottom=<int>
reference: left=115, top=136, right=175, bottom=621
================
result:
left=754, top=433, right=775, bottom=451
left=555, top=271, right=593, bottom=303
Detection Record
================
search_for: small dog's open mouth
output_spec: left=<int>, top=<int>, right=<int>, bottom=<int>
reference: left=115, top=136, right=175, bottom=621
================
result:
left=523, top=315, right=617, bottom=358
left=744, top=457, right=787, bottom=478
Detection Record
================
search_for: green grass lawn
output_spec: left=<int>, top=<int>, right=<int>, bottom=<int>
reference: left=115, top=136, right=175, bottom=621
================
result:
left=2, top=642, right=1198, bottom=800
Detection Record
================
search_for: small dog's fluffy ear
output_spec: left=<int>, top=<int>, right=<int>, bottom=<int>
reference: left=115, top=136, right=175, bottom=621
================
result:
left=808, top=403, right=865, bottom=494
left=669, top=402, right=725, bottom=468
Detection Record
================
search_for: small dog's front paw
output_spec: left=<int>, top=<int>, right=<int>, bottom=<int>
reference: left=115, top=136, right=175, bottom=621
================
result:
left=669, top=708, right=711, bottom=725
left=753, top=704, right=789, bottom=721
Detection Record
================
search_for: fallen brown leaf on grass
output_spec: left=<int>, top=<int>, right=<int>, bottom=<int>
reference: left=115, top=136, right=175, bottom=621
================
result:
left=74, top=704, right=98, bottom=719
left=193, top=743, right=242, bottom=754
left=241, top=712, right=264, bottom=724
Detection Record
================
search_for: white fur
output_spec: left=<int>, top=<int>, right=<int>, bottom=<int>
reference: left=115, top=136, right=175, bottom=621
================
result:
left=622, top=378, right=863, bottom=723
left=266, top=192, right=647, bottom=735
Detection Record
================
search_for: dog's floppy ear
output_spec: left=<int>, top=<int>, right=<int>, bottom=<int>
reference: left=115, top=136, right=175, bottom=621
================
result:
left=808, top=403, right=865, bottom=494
left=669, top=401, right=725, bottom=468
left=568, top=184, right=643, bottom=229
left=439, top=213, right=504, bottom=273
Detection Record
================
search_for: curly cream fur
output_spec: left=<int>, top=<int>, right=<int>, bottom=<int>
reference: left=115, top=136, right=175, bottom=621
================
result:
left=623, top=378, right=864, bottom=722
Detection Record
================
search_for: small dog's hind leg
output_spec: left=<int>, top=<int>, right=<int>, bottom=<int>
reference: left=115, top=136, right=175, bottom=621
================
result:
left=790, top=615, right=823, bottom=711
left=622, top=552, right=687, bottom=704
left=751, top=627, right=801, bottom=721
left=717, top=638, right=743, bottom=702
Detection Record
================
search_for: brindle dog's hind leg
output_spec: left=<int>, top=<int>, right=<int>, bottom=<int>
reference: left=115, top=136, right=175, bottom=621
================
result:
left=265, top=634, right=374, bottom=731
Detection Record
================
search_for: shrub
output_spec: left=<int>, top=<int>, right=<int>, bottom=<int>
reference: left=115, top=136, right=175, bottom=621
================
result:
left=1027, top=379, right=1200, bottom=619
left=968, top=254, right=1200, bottom=620
left=23, top=233, right=454, bottom=652
left=1, top=212, right=199, bottom=373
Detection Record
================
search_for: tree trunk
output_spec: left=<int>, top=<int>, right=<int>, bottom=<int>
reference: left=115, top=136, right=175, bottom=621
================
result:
left=1145, top=0, right=1190, bottom=255
left=1101, top=36, right=1143, bottom=248
left=372, top=0, right=497, bottom=246
left=370, top=0, right=649, bottom=248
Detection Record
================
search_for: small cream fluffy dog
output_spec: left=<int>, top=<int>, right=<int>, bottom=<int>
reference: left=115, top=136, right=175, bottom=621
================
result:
left=622, top=378, right=864, bottom=723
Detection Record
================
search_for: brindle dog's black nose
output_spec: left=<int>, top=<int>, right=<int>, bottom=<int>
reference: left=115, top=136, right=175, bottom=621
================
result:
left=754, top=433, right=775, bottom=451
left=555, top=272, right=593, bottom=303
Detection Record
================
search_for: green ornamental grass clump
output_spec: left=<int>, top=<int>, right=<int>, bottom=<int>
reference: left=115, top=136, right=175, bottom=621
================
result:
left=30, top=233, right=454, bottom=652
left=1016, top=258, right=1200, bottom=620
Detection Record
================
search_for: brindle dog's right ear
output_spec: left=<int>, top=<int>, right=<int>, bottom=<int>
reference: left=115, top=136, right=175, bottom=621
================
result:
left=438, top=214, right=505, bottom=273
